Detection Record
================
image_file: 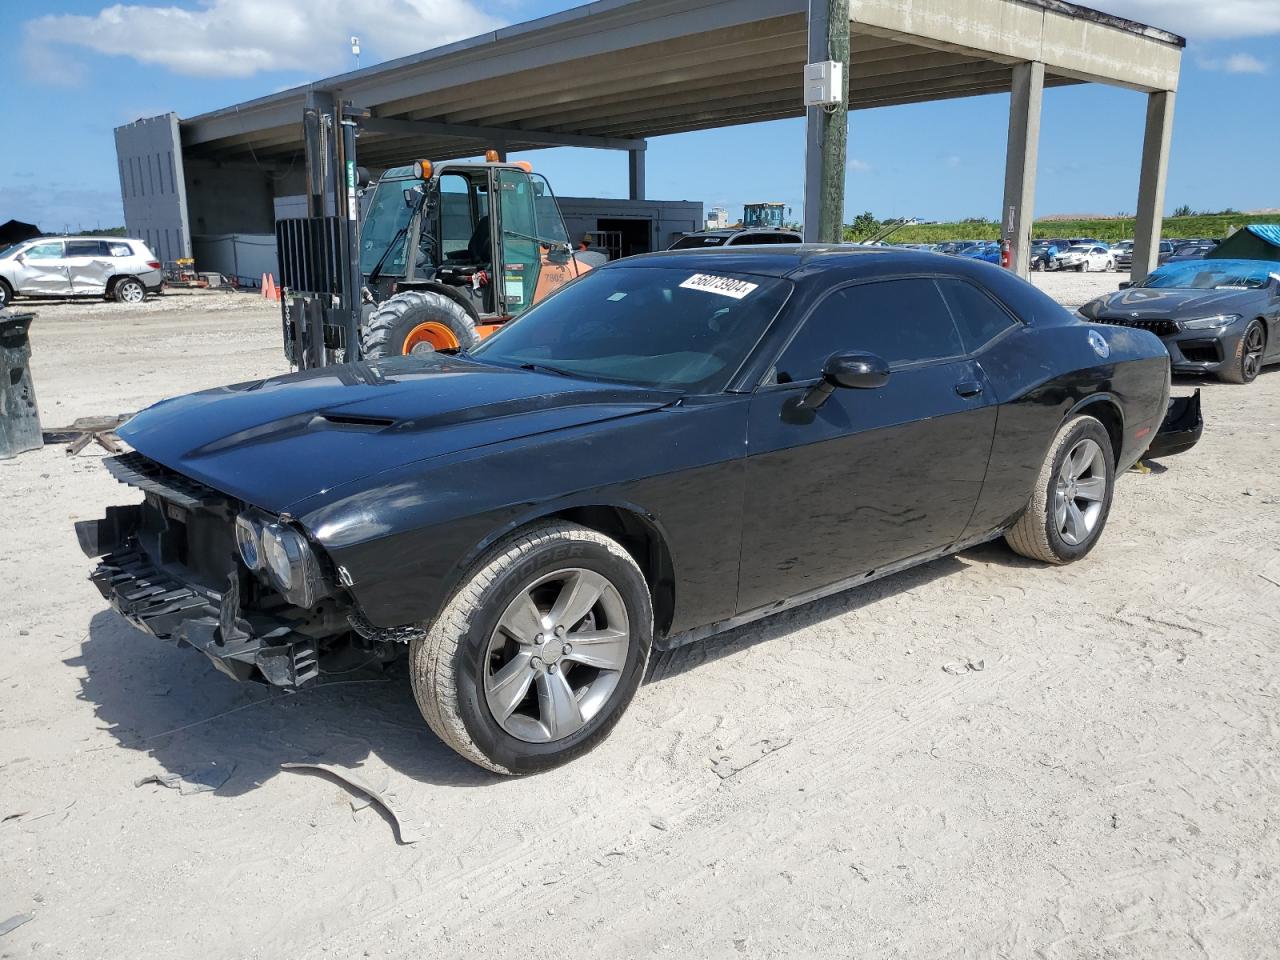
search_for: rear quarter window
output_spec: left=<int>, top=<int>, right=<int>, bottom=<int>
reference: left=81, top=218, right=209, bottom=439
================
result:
left=936, top=278, right=1020, bottom=353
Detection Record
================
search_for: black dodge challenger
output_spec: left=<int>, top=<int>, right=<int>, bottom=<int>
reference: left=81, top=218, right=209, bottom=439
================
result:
left=79, top=246, right=1199, bottom=774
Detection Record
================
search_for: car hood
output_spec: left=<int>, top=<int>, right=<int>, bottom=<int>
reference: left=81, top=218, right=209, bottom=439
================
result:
left=119, top=355, right=679, bottom=514
left=1085, top=286, right=1257, bottom=320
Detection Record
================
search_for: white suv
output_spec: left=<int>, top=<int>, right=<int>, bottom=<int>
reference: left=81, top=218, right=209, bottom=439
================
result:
left=0, top=236, right=164, bottom=307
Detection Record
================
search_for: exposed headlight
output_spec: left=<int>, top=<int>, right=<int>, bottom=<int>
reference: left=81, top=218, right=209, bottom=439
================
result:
left=1181, top=313, right=1241, bottom=330
left=260, top=522, right=329, bottom=609
left=234, top=514, right=265, bottom=571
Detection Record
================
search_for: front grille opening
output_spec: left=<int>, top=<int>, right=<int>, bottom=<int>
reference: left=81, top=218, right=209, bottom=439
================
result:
left=1092, top=316, right=1179, bottom=338
left=1179, top=340, right=1221, bottom=364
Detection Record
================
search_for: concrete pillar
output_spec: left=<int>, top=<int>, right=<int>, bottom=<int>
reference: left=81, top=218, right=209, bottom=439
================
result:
left=628, top=146, right=646, bottom=201
left=1131, top=90, right=1176, bottom=283
left=802, top=0, right=849, bottom=243
left=1001, top=61, right=1044, bottom=277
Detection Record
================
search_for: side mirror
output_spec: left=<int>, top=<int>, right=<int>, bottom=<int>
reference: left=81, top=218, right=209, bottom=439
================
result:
left=403, top=187, right=420, bottom=209
left=13, top=253, right=24, bottom=263
left=823, top=351, right=891, bottom=390
left=1118, top=281, right=1132, bottom=289
left=793, top=351, right=890, bottom=413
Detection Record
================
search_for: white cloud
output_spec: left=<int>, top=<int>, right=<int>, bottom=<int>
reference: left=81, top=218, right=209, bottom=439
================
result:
left=848, top=158, right=872, bottom=173
left=1091, top=0, right=1280, bottom=39
left=22, top=0, right=503, bottom=82
left=1223, top=52, right=1268, bottom=73
left=1198, top=51, right=1269, bottom=73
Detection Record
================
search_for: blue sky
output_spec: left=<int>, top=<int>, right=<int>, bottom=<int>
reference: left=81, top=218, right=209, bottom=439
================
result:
left=3, top=0, right=1276, bottom=232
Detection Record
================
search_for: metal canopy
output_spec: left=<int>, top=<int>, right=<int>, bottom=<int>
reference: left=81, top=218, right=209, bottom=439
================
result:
left=180, top=0, right=1184, bottom=168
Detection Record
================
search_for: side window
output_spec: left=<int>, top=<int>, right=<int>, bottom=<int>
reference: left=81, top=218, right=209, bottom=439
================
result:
left=936, top=278, right=1019, bottom=353
left=25, top=242, right=64, bottom=260
left=65, top=240, right=104, bottom=257
left=774, top=278, right=963, bottom=383
left=108, top=242, right=132, bottom=257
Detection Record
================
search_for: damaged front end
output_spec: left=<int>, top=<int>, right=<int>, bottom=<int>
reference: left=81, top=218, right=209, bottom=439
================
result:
left=77, top=452, right=356, bottom=688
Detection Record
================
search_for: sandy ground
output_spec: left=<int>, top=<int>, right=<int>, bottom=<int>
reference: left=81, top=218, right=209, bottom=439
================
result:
left=2, top=276, right=1278, bottom=959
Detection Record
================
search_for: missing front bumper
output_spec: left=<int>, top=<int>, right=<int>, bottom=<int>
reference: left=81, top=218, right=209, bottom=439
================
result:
left=82, top=530, right=320, bottom=688
left=1147, top=389, right=1203, bottom=460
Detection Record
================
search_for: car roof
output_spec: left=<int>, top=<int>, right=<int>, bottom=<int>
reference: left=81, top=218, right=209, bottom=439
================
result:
left=25, top=235, right=137, bottom=243
left=611, top=243, right=959, bottom=279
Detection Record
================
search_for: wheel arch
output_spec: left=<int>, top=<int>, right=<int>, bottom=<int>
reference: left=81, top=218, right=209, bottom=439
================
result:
left=1066, top=393, right=1124, bottom=464
left=446, top=501, right=677, bottom=640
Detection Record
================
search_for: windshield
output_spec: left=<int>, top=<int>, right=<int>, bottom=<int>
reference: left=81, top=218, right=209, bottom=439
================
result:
left=670, top=234, right=728, bottom=249
left=359, top=178, right=414, bottom=277
left=1067, top=245, right=1090, bottom=253
left=469, top=265, right=792, bottom=393
left=0, top=242, right=25, bottom=259
left=1138, top=260, right=1273, bottom=290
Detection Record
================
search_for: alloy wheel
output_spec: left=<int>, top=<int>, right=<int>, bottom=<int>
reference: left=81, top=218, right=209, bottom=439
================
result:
left=120, top=281, right=144, bottom=303
left=484, top=568, right=631, bottom=743
left=1242, top=325, right=1265, bottom=382
left=1053, top=438, right=1107, bottom=546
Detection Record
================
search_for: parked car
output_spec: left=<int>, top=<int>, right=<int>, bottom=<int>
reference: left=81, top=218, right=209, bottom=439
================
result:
left=1166, top=240, right=1218, bottom=263
left=1056, top=243, right=1114, bottom=272
left=961, top=241, right=1001, bottom=264
left=1080, top=258, right=1280, bottom=384
left=668, top=228, right=802, bottom=249
left=1030, top=239, right=1068, bottom=271
left=78, top=246, right=1198, bottom=773
left=1114, top=240, right=1175, bottom=272
left=0, top=236, right=162, bottom=307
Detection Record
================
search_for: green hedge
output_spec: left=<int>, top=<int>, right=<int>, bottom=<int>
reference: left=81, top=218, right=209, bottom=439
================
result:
left=868, top=213, right=1280, bottom=245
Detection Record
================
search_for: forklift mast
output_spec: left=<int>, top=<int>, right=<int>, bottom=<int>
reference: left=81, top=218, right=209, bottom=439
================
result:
left=276, top=95, right=368, bottom=370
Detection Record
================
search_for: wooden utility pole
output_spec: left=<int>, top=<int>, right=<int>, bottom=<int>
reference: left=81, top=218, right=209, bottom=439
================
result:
left=802, top=0, right=850, bottom=243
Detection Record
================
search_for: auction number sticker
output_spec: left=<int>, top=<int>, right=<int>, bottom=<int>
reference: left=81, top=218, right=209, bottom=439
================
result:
left=679, top=273, right=758, bottom=299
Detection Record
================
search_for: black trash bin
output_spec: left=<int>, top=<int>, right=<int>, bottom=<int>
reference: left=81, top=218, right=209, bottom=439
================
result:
left=0, top=309, right=42, bottom=459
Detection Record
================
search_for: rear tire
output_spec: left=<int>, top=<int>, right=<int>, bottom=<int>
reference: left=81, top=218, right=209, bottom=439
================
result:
left=410, top=521, right=652, bottom=775
left=1220, top=320, right=1265, bottom=385
left=113, top=277, right=146, bottom=304
left=361, top=289, right=478, bottom=360
left=1005, top=415, right=1115, bottom=565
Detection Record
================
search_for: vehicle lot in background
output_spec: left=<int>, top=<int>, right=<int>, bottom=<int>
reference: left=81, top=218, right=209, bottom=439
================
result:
left=0, top=236, right=162, bottom=307
left=1115, top=239, right=1175, bottom=271
left=3, top=273, right=1275, bottom=958
left=1056, top=243, right=1113, bottom=272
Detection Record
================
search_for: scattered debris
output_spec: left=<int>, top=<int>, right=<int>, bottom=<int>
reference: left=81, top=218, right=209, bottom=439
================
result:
left=0, top=913, right=33, bottom=937
left=942, top=659, right=985, bottom=675
left=1260, top=574, right=1280, bottom=590
left=135, top=762, right=235, bottom=795
left=711, top=737, right=792, bottom=780
left=42, top=415, right=132, bottom=456
left=1110, top=812, right=1119, bottom=830
left=281, top=762, right=426, bottom=844
left=649, top=816, right=669, bottom=831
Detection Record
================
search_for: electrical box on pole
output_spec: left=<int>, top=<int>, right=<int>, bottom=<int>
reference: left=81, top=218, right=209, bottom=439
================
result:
left=803, top=60, right=844, bottom=108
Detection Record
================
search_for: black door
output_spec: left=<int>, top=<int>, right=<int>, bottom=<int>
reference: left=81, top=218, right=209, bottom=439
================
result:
left=737, top=277, right=999, bottom=612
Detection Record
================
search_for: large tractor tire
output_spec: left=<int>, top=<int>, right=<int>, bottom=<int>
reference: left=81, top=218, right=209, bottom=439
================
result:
left=361, top=290, right=479, bottom=360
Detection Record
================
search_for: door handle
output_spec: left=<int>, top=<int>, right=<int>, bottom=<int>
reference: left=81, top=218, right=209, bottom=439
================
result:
left=955, top=379, right=983, bottom=397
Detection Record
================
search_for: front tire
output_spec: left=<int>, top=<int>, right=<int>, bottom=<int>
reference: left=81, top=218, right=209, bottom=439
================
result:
left=410, top=522, right=653, bottom=775
left=361, top=289, right=478, bottom=360
left=0, top=279, right=12, bottom=308
left=1220, top=321, right=1265, bottom=384
left=1005, top=415, right=1115, bottom=565
left=113, top=277, right=146, bottom=304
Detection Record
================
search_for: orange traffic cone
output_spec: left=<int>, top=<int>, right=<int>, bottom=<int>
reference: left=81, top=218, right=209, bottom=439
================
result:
left=271, top=275, right=282, bottom=302
left=261, top=273, right=268, bottom=297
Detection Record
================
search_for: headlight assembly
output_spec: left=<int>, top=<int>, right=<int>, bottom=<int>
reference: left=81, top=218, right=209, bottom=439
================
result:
left=257, top=521, right=330, bottom=609
left=234, top=514, right=265, bottom=571
left=1181, top=313, right=1241, bottom=331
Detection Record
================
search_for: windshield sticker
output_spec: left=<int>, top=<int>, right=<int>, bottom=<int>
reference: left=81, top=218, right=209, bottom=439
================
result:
left=679, top=273, right=759, bottom=299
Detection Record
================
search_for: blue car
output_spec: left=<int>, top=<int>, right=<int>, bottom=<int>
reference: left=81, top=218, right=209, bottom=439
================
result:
left=961, top=242, right=1001, bottom=264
